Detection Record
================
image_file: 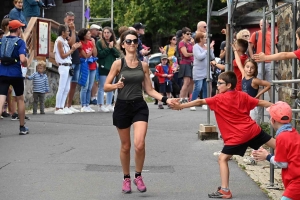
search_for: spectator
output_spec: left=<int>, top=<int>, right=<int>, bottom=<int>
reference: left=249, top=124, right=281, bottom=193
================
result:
left=23, top=0, right=44, bottom=23
left=53, top=24, right=80, bottom=115
left=154, top=54, right=173, bottom=109
left=26, top=60, right=49, bottom=114
left=64, top=11, right=82, bottom=113
left=190, top=32, right=215, bottom=111
left=133, top=22, right=150, bottom=61
left=78, top=28, right=97, bottom=112
left=1, top=19, right=10, bottom=36
left=0, top=20, right=29, bottom=135
left=89, top=24, right=101, bottom=105
left=178, top=27, right=194, bottom=103
left=96, top=27, right=120, bottom=112
left=9, top=0, right=27, bottom=28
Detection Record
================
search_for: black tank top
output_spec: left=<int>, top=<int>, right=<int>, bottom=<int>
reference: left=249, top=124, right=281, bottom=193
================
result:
left=117, top=59, right=144, bottom=100
left=242, top=77, right=258, bottom=98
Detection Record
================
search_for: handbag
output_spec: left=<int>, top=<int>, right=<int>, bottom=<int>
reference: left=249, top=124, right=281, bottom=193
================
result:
left=69, top=67, right=74, bottom=76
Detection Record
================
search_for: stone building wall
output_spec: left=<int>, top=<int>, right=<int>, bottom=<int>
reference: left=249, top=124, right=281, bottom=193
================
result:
left=276, top=3, right=300, bottom=103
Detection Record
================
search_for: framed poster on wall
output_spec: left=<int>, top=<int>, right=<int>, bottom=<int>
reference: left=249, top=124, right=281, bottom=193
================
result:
left=37, top=19, right=50, bottom=56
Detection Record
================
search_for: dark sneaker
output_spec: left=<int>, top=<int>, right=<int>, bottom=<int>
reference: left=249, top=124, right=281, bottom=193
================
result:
left=90, top=99, right=97, bottom=105
left=19, top=126, right=29, bottom=135
left=208, top=187, right=232, bottom=199
left=158, top=105, right=164, bottom=109
left=11, top=113, right=19, bottom=121
left=122, top=178, right=131, bottom=193
left=25, top=115, right=30, bottom=120
left=40, top=112, right=45, bottom=114
left=1, top=111, right=10, bottom=117
left=133, top=176, right=147, bottom=193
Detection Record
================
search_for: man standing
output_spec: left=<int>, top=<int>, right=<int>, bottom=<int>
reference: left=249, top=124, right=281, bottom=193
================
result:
left=0, top=20, right=29, bottom=135
left=248, top=19, right=278, bottom=88
left=89, top=24, right=101, bottom=105
left=64, top=11, right=82, bottom=113
left=133, top=22, right=150, bottom=61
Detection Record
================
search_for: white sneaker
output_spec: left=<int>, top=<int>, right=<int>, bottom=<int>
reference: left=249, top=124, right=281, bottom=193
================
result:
left=213, top=150, right=221, bottom=156
left=54, top=109, right=67, bottom=115
left=64, top=107, right=74, bottom=114
left=190, top=106, right=196, bottom=111
left=69, top=106, right=80, bottom=113
left=98, top=105, right=109, bottom=112
left=243, top=156, right=257, bottom=165
left=106, top=105, right=114, bottom=112
left=87, top=106, right=95, bottom=112
left=202, top=105, right=208, bottom=110
left=81, top=106, right=90, bottom=113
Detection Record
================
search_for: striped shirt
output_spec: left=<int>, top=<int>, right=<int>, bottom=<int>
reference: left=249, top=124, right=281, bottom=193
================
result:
left=27, top=72, right=50, bottom=93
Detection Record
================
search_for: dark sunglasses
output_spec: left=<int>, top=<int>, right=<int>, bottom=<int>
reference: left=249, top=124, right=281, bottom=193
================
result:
left=185, top=33, right=191, bottom=36
left=203, top=26, right=207, bottom=28
left=124, top=39, right=138, bottom=45
left=172, top=38, right=176, bottom=40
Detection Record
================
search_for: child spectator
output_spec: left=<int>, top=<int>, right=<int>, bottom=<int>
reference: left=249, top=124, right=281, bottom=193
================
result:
left=171, top=71, right=275, bottom=199
left=233, top=44, right=271, bottom=124
left=26, top=60, right=49, bottom=114
left=155, top=54, right=173, bottom=109
left=232, top=39, right=249, bottom=91
left=252, top=101, right=300, bottom=200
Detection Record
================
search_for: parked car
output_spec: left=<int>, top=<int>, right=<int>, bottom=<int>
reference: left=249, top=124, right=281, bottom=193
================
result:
left=148, top=53, right=162, bottom=73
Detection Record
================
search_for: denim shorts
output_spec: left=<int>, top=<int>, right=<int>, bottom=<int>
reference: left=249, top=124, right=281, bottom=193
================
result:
left=71, top=63, right=81, bottom=83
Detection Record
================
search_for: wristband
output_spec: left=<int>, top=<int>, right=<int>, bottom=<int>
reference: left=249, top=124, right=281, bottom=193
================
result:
left=161, top=96, right=168, bottom=104
left=266, top=154, right=272, bottom=162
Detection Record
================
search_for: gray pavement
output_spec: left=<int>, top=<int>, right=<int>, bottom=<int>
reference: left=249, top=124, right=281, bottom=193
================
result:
left=0, top=103, right=270, bottom=200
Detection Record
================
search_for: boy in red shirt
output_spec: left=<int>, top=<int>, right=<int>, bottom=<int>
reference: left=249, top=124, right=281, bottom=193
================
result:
left=233, top=39, right=248, bottom=91
left=171, top=71, right=275, bottom=199
left=252, top=101, right=300, bottom=200
left=155, top=54, right=173, bottom=109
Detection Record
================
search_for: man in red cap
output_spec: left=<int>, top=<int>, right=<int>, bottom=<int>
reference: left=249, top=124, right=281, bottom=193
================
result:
left=0, top=20, right=29, bottom=135
left=253, top=101, right=300, bottom=200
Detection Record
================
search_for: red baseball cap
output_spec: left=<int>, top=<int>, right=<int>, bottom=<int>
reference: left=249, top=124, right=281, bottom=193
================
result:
left=266, top=101, right=292, bottom=123
left=9, top=20, right=25, bottom=30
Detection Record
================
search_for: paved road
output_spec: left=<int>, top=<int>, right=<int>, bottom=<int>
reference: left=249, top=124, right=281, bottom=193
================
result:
left=0, top=103, right=270, bottom=200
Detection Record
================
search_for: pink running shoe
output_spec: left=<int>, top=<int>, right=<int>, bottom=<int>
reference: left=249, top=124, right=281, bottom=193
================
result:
left=133, top=176, right=147, bottom=192
left=122, top=178, right=131, bottom=193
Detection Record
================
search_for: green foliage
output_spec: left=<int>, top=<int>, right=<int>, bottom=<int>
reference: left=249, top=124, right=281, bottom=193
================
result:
left=44, top=95, right=56, bottom=108
left=90, top=0, right=226, bottom=37
left=260, top=122, right=271, bottom=135
left=51, top=32, right=58, bottom=42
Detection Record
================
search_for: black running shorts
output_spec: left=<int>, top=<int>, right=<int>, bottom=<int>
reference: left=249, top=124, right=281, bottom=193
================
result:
left=113, top=98, right=149, bottom=129
left=221, top=130, right=272, bottom=156
left=0, top=76, right=24, bottom=96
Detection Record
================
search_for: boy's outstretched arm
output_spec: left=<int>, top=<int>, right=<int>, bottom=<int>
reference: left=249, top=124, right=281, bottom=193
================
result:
left=254, top=52, right=297, bottom=62
left=257, top=100, right=273, bottom=108
left=171, top=99, right=207, bottom=110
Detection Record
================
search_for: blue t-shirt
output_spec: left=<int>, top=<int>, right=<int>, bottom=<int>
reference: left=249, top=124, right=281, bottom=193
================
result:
left=0, top=36, right=26, bottom=77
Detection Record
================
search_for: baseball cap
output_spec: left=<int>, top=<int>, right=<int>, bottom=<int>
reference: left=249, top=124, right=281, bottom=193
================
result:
left=9, top=20, right=25, bottom=30
left=161, top=54, right=168, bottom=59
left=133, top=22, right=146, bottom=30
left=266, top=101, right=292, bottom=123
left=90, top=24, right=101, bottom=30
left=176, top=30, right=183, bottom=39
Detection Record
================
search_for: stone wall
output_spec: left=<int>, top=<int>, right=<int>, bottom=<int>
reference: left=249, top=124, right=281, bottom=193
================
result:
left=276, top=3, right=300, bottom=102
left=24, top=65, right=81, bottom=108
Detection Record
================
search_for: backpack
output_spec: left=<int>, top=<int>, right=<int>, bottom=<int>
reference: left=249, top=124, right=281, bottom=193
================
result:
left=252, top=31, right=259, bottom=54
left=0, top=36, right=21, bottom=66
left=175, top=41, right=188, bottom=63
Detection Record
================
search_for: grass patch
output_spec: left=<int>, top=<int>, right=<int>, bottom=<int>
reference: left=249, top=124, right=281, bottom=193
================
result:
left=144, top=95, right=154, bottom=103
left=44, top=95, right=56, bottom=108
left=260, top=122, right=271, bottom=135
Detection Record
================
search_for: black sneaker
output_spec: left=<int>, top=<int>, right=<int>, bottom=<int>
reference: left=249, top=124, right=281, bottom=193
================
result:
left=19, top=126, right=29, bottom=135
left=158, top=105, right=164, bottom=109
left=25, top=115, right=30, bottom=120
left=1, top=111, right=10, bottom=117
left=90, top=99, right=97, bottom=105
left=11, top=113, right=19, bottom=121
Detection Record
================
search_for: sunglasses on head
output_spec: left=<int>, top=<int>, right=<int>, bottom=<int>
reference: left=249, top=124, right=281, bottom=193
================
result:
left=124, top=39, right=138, bottom=45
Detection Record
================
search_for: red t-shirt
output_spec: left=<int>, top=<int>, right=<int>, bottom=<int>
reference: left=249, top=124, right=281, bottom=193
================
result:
left=275, top=128, right=300, bottom=199
left=205, top=90, right=260, bottom=145
left=80, top=41, right=97, bottom=70
left=293, top=49, right=300, bottom=60
left=178, top=41, right=194, bottom=65
left=233, top=54, right=248, bottom=91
